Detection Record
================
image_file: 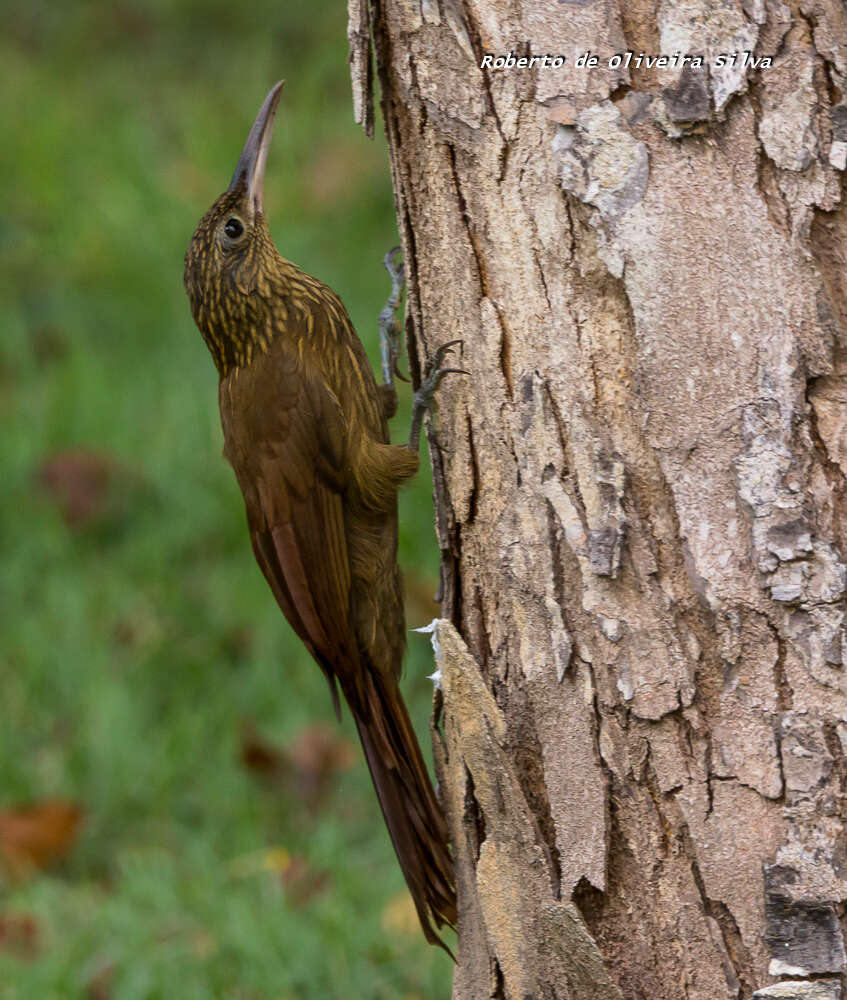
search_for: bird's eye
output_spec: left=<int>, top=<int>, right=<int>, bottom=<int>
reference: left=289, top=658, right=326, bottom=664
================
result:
left=224, top=217, right=244, bottom=239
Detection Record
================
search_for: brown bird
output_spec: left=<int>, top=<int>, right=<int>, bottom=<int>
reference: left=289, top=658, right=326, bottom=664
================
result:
left=184, top=81, right=457, bottom=946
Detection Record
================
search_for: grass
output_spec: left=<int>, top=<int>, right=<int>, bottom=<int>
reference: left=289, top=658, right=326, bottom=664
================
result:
left=0, top=3, right=451, bottom=997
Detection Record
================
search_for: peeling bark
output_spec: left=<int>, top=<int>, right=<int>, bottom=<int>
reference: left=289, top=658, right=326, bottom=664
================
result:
left=351, top=0, right=847, bottom=996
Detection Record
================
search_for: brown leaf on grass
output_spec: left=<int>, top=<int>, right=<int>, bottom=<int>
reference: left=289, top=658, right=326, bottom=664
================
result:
left=239, top=721, right=356, bottom=806
left=0, top=800, right=84, bottom=879
left=280, top=853, right=330, bottom=907
left=286, top=722, right=357, bottom=796
left=35, top=449, right=141, bottom=528
left=30, top=324, right=68, bottom=366
left=86, top=962, right=114, bottom=1000
left=239, top=722, right=284, bottom=777
left=0, top=913, right=40, bottom=958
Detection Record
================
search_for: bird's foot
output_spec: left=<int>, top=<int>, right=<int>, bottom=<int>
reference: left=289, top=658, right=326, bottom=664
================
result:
left=378, top=247, right=408, bottom=390
left=408, top=340, right=468, bottom=452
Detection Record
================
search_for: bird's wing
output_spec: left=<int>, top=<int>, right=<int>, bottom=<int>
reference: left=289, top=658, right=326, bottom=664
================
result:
left=219, top=337, right=359, bottom=708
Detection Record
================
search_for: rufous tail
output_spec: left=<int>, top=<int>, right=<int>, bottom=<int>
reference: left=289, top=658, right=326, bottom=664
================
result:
left=350, top=668, right=456, bottom=952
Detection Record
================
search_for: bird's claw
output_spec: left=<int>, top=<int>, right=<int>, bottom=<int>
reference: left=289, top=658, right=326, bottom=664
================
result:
left=383, top=246, right=404, bottom=286
left=421, top=340, right=468, bottom=387
left=393, top=354, right=409, bottom=384
left=409, top=340, right=468, bottom=451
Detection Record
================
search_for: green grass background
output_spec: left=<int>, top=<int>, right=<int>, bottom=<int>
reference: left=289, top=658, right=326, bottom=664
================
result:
left=0, top=2, right=451, bottom=996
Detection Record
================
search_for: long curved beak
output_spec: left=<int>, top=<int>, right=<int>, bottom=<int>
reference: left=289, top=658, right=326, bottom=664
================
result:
left=228, top=80, right=284, bottom=216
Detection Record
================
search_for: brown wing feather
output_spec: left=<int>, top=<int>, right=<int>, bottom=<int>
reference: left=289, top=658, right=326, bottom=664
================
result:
left=219, top=336, right=361, bottom=699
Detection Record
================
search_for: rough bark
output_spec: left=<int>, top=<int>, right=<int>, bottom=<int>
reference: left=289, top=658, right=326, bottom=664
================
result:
left=349, top=1, right=847, bottom=997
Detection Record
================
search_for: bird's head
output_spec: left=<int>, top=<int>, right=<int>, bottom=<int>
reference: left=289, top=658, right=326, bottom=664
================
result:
left=184, top=81, right=285, bottom=375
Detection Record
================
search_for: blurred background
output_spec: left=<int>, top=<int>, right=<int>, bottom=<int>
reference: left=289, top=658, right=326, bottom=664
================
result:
left=0, top=1, right=451, bottom=996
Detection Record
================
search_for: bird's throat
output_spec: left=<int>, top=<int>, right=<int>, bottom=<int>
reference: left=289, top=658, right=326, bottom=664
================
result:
left=193, top=291, right=275, bottom=378
left=200, top=318, right=273, bottom=378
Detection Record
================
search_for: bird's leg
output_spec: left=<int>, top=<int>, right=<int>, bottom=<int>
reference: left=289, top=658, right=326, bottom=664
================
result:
left=379, top=246, right=405, bottom=385
left=377, top=248, right=467, bottom=450
left=408, top=339, right=468, bottom=453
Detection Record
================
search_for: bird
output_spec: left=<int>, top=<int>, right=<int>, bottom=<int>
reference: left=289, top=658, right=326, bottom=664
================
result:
left=183, top=81, right=458, bottom=947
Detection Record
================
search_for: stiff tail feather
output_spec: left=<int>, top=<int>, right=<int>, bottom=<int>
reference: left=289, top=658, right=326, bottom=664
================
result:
left=350, top=669, right=456, bottom=952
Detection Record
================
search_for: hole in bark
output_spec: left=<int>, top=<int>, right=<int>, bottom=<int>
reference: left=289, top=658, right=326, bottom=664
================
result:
left=463, top=764, right=486, bottom=862
left=431, top=685, right=447, bottom=759
left=448, top=542, right=463, bottom=629
left=572, top=875, right=606, bottom=923
left=467, top=583, right=492, bottom=681
left=466, top=412, right=480, bottom=526
left=609, top=80, right=632, bottom=103
left=490, top=957, right=506, bottom=999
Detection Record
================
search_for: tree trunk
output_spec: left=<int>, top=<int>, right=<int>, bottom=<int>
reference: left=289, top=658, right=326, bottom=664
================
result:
left=349, top=1, right=847, bottom=997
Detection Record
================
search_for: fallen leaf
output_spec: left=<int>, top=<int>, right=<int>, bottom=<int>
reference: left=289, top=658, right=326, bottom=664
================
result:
left=0, top=913, right=39, bottom=957
left=35, top=450, right=116, bottom=527
left=35, top=449, right=145, bottom=529
left=280, top=853, right=330, bottom=907
left=0, top=800, right=84, bottom=879
left=86, top=962, right=114, bottom=1000
left=239, top=722, right=284, bottom=777
left=239, top=721, right=356, bottom=805
left=285, top=722, right=356, bottom=798
left=30, top=324, right=68, bottom=366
